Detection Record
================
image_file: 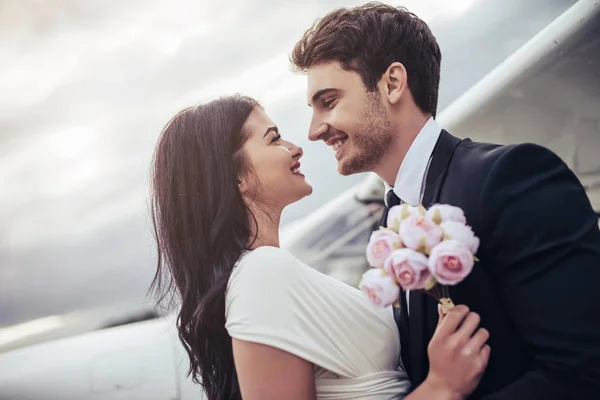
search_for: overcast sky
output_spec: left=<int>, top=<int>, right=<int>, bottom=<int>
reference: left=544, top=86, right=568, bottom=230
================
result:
left=0, top=0, right=576, bottom=330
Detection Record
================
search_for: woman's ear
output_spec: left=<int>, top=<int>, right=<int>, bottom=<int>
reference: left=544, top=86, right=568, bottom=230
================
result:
left=238, top=179, right=247, bottom=194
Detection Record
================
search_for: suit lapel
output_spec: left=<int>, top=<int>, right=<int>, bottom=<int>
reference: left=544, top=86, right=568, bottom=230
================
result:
left=421, top=130, right=462, bottom=207
left=408, top=130, right=462, bottom=385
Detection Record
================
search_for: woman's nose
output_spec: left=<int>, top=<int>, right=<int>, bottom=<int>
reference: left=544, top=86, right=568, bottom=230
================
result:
left=290, top=143, right=303, bottom=159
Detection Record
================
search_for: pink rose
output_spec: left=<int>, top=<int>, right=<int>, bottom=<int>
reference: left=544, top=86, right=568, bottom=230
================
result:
left=370, top=229, right=397, bottom=240
left=399, top=215, right=443, bottom=252
left=387, top=204, right=422, bottom=230
left=426, top=204, right=467, bottom=224
left=366, top=230, right=401, bottom=268
left=428, top=240, right=474, bottom=285
left=383, top=248, right=431, bottom=290
left=440, top=221, right=480, bottom=253
left=359, top=268, right=399, bottom=307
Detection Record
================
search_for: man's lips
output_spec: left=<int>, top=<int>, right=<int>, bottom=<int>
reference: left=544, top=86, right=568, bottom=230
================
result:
left=325, top=133, right=348, bottom=146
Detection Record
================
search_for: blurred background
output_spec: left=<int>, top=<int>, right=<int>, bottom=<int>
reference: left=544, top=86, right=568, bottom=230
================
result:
left=0, top=0, right=578, bottom=352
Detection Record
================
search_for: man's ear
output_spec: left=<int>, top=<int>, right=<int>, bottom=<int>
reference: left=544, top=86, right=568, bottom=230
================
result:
left=380, top=62, right=407, bottom=105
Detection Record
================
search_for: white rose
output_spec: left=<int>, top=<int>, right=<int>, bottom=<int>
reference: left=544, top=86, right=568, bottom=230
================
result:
left=440, top=220, right=479, bottom=254
left=426, top=204, right=467, bottom=224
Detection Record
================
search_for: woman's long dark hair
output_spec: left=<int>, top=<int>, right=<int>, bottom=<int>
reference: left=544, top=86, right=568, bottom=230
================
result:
left=149, top=95, right=259, bottom=400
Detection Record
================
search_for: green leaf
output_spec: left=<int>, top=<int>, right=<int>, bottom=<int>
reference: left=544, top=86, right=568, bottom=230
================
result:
left=400, top=204, right=411, bottom=220
left=424, top=275, right=437, bottom=291
left=417, top=236, right=427, bottom=253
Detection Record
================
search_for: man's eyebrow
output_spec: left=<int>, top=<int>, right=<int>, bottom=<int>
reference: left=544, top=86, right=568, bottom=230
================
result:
left=309, top=88, right=338, bottom=106
left=263, top=126, right=278, bottom=138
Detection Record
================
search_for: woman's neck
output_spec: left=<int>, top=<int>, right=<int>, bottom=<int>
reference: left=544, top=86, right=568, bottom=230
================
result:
left=248, top=203, right=282, bottom=249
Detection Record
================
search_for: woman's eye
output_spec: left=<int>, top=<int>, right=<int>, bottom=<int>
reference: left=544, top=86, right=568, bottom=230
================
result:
left=270, top=133, right=281, bottom=144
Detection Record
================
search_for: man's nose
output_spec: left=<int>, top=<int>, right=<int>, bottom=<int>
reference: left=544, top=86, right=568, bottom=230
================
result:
left=308, top=116, right=328, bottom=142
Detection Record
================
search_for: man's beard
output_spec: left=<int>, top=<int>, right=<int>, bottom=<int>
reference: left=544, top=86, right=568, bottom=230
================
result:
left=339, top=97, right=393, bottom=175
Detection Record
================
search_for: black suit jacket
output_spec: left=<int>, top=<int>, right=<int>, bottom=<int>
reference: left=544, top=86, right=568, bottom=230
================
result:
left=383, top=130, right=600, bottom=399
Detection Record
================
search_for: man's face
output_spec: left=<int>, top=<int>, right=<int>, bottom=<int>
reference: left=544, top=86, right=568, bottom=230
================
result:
left=306, top=62, right=394, bottom=175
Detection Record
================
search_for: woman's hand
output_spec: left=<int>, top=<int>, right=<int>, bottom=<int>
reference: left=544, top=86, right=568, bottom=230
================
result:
left=423, top=304, right=491, bottom=399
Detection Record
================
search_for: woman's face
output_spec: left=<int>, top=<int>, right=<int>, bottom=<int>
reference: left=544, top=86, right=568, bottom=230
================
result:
left=240, top=107, right=312, bottom=209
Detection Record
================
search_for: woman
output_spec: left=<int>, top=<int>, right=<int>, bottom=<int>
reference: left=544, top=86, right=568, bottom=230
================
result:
left=150, top=95, right=490, bottom=400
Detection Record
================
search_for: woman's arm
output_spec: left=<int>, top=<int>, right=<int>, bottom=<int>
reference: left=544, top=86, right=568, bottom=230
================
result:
left=405, top=381, right=462, bottom=400
left=232, top=338, right=316, bottom=400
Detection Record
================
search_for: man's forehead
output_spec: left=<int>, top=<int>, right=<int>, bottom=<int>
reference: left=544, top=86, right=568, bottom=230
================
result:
left=306, top=62, right=349, bottom=102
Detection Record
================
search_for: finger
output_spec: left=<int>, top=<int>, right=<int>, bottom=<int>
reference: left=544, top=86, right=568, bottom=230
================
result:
left=455, top=311, right=481, bottom=339
left=463, top=327, right=490, bottom=354
left=479, top=344, right=491, bottom=369
left=436, top=305, right=470, bottom=337
left=472, top=328, right=490, bottom=349
left=470, top=344, right=491, bottom=380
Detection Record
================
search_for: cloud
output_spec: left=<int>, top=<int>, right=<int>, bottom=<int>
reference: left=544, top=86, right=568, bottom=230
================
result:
left=0, top=0, right=577, bottom=328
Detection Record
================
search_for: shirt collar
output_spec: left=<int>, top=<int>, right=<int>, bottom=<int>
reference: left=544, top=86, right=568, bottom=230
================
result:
left=384, top=117, right=442, bottom=206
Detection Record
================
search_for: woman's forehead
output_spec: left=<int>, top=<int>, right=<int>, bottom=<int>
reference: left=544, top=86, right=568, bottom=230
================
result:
left=245, top=108, right=277, bottom=136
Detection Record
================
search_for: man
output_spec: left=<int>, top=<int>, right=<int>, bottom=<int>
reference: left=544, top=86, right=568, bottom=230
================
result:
left=291, top=2, right=600, bottom=399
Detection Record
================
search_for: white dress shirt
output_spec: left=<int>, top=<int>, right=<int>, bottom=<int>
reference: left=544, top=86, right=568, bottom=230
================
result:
left=384, top=116, right=442, bottom=206
left=384, top=116, right=442, bottom=313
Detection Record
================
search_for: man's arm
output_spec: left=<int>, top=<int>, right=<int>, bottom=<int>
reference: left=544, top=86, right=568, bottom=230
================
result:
left=479, top=143, right=600, bottom=399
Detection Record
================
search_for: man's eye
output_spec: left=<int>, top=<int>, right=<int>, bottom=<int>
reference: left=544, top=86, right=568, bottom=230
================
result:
left=270, top=133, right=281, bottom=143
left=324, top=98, right=337, bottom=109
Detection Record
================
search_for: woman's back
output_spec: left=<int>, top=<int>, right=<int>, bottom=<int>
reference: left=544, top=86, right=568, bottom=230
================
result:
left=225, top=246, right=412, bottom=399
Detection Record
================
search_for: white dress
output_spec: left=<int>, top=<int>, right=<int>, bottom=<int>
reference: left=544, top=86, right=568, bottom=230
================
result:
left=225, top=246, right=412, bottom=399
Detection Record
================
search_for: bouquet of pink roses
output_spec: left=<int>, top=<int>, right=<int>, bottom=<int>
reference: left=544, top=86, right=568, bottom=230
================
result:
left=359, top=203, right=479, bottom=314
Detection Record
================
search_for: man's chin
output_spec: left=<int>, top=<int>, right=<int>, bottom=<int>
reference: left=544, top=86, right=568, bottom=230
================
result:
left=337, top=157, right=367, bottom=176
left=337, top=166, right=353, bottom=176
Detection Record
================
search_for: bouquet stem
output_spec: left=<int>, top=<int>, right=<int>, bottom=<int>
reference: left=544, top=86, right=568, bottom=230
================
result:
left=426, top=284, right=455, bottom=315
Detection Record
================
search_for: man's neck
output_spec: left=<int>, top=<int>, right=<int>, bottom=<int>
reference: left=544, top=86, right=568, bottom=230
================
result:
left=375, top=114, right=431, bottom=186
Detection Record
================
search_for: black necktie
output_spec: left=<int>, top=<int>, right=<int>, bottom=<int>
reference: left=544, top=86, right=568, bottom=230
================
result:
left=384, top=190, right=411, bottom=375
left=380, top=190, right=402, bottom=228
left=386, top=190, right=402, bottom=208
